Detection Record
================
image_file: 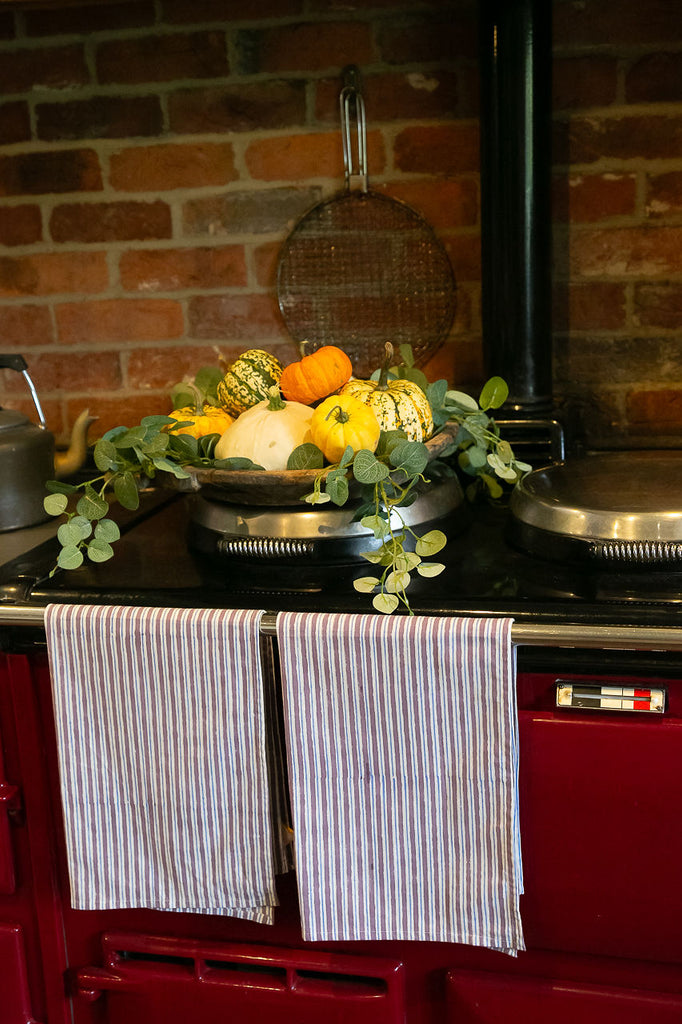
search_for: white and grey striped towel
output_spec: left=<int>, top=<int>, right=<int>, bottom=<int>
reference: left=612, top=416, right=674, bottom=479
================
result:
left=45, top=604, right=287, bottom=923
left=276, top=612, right=525, bottom=954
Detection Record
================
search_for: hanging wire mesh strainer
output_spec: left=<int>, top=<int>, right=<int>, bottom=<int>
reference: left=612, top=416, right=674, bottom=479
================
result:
left=276, top=67, right=457, bottom=378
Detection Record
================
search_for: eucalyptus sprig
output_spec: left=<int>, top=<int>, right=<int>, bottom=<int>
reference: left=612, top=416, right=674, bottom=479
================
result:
left=43, top=415, right=222, bottom=574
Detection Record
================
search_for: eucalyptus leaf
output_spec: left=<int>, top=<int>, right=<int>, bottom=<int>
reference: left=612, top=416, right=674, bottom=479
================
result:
left=57, top=545, right=84, bottom=570
left=417, top=562, right=446, bottom=578
left=198, top=434, right=220, bottom=459
left=170, top=386, right=195, bottom=410
left=385, top=570, right=411, bottom=593
left=113, top=425, right=147, bottom=448
left=304, top=490, right=331, bottom=504
left=76, top=487, right=109, bottom=521
left=45, top=479, right=78, bottom=495
left=398, top=343, right=415, bottom=367
left=168, top=433, right=200, bottom=459
left=361, top=514, right=391, bottom=538
left=445, top=389, right=479, bottom=413
left=114, top=471, right=140, bottom=510
left=479, top=376, right=509, bottom=410
left=389, top=441, right=429, bottom=477
left=415, top=529, right=447, bottom=557
left=58, top=521, right=87, bottom=547
left=94, top=518, right=121, bottom=543
left=140, top=415, right=177, bottom=429
left=44, top=492, right=69, bottom=516
left=375, top=430, right=408, bottom=459
left=212, top=457, right=264, bottom=471
left=426, top=378, right=448, bottom=410
left=326, top=474, right=349, bottom=506
left=353, top=576, right=380, bottom=593
left=395, top=551, right=421, bottom=572
left=353, top=450, right=390, bottom=484
left=359, top=549, right=384, bottom=564
left=287, top=443, right=325, bottom=470
left=71, top=515, right=94, bottom=539
left=86, top=537, right=114, bottom=563
left=373, top=592, right=399, bottom=614
left=152, top=456, right=190, bottom=479
left=194, top=365, right=223, bottom=399
left=93, top=438, right=119, bottom=472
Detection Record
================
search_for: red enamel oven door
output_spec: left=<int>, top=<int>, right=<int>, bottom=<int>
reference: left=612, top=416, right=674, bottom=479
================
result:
left=446, top=968, right=682, bottom=1023
left=518, top=673, right=682, bottom=963
left=72, top=932, right=406, bottom=1024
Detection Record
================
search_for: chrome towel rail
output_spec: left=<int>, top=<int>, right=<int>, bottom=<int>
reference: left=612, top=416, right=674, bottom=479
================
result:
left=2, top=605, right=682, bottom=652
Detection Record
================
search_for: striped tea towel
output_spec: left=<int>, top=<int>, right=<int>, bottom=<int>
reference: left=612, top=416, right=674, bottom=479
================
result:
left=276, top=612, right=525, bottom=954
left=45, top=604, right=282, bottom=923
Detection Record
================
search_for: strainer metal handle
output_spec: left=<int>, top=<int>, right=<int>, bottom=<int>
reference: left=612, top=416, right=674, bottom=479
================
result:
left=340, top=64, right=368, bottom=193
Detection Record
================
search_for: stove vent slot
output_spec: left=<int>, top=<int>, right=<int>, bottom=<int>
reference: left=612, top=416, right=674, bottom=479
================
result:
left=217, top=536, right=316, bottom=558
left=590, top=540, right=682, bottom=564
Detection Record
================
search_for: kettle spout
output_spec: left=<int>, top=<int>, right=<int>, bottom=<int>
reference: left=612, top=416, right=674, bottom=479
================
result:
left=54, top=408, right=97, bottom=480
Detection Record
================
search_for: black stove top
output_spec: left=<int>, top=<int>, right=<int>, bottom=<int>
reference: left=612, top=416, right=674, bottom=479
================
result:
left=2, top=489, right=681, bottom=631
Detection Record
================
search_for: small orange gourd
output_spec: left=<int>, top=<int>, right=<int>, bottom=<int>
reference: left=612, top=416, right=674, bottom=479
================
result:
left=279, top=344, right=352, bottom=406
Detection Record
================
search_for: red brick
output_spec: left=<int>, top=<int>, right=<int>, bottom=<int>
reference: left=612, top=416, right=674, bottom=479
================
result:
left=379, top=178, right=479, bottom=229
left=162, top=0, right=303, bottom=20
left=25, top=2, right=155, bottom=36
left=183, top=187, right=321, bottom=237
left=119, top=246, right=248, bottom=292
left=66, top=394, right=171, bottom=440
left=0, top=102, right=30, bottom=145
left=315, top=71, right=459, bottom=122
left=0, top=44, right=88, bottom=93
left=0, top=252, right=108, bottom=297
left=127, top=344, right=231, bottom=390
left=553, top=56, right=618, bottom=111
left=245, top=130, right=385, bottom=182
left=634, top=283, right=682, bottom=328
left=56, top=298, right=184, bottom=344
left=37, top=96, right=163, bottom=142
left=237, top=21, right=373, bottom=74
left=570, top=227, right=682, bottom=277
left=0, top=350, right=122, bottom=397
left=441, top=234, right=480, bottom=283
left=626, top=52, right=682, bottom=103
left=0, top=150, right=102, bottom=197
left=96, top=31, right=228, bottom=86
left=50, top=201, right=172, bottom=243
left=646, top=171, right=682, bottom=217
left=558, top=115, right=682, bottom=165
left=0, top=205, right=42, bottom=246
left=0, top=304, right=54, bottom=346
left=552, top=173, right=636, bottom=223
left=626, top=389, right=682, bottom=429
left=377, top=11, right=477, bottom=63
left=110, top=142, right=237, bottom=192
left=168, top=81, right=306, bottom=135
left=394, top=124, right=479, bottom=175
left=553, top=0, right=682, bottom=47
left=253, top=241, right=280, bottom=288
left=188, top=294, right=284, bottom=340
left=553, top=282, right=627, bottom=331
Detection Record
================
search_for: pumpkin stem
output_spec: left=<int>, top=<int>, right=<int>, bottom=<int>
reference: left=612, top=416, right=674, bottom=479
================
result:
left=325, top=404, right=350, bottom=424
left=377, top=342, right=394, bottom=391
left=266, top=386, right=287, bottom=411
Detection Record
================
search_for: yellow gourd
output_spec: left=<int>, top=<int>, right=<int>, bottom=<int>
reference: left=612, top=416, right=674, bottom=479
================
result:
left=167, top=405, right=233, bottom=439
left=310, top=394, right=381, bottom=464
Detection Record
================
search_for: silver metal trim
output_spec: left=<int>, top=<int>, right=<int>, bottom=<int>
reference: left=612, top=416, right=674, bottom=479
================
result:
left=3, top=605, right=682, bottom=651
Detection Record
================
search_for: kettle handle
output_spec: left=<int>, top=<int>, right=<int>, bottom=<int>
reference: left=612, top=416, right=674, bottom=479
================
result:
left=0, top=353, right=28, bottom=372
left=0, top=353, right=47, bottom=428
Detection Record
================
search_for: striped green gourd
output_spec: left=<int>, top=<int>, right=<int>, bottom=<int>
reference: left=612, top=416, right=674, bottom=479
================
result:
left=217, top=349, right=283, bottom=418
left=339, top=343, right=433, bottom=442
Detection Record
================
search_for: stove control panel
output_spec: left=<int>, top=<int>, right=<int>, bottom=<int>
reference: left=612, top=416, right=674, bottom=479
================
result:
left=555, top=680, right=667, bottom=714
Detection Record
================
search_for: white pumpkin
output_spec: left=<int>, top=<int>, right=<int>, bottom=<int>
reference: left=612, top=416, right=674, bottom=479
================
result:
left=214, top=387, right=313, bottom=471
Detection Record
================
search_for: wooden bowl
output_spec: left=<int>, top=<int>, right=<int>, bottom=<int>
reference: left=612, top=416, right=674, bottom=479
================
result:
left=171, top=423, right=459, bottom=507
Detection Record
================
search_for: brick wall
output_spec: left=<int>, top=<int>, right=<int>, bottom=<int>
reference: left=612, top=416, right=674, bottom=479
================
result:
left=0, top=0, right=681, bottom=449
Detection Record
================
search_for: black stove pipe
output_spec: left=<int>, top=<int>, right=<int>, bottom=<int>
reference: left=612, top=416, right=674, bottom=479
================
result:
left=479, top=0, right=554, bottom=415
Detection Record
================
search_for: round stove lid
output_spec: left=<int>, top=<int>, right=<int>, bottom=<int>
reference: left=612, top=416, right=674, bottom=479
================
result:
left=511, top=451, right=682, bottom=543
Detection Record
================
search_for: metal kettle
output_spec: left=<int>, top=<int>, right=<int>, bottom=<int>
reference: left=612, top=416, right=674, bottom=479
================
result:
left=0, top=354, right=94, bottom=532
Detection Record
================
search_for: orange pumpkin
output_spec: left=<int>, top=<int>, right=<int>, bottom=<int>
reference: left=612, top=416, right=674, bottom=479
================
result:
left=279, top=344, right=352, bottom=406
